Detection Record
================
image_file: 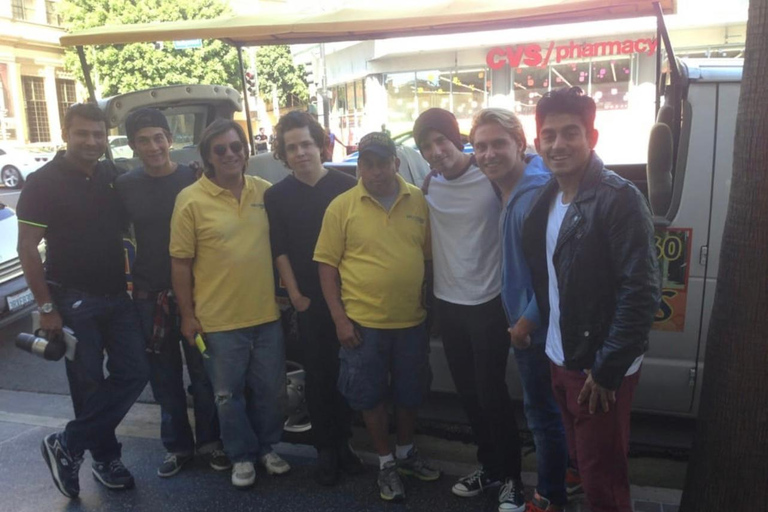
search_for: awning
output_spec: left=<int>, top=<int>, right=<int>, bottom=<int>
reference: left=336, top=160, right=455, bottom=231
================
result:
left=60, top=0, right=674, bottom=47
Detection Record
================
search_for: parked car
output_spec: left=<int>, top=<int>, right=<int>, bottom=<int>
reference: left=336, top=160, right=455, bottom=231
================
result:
left=0, top=204, right=37, bottom=327
left=0, top=146, right=49, bottom=189
left=109, top=135, right=134, bottom=159
left=342, top=131, right=473, bottom=163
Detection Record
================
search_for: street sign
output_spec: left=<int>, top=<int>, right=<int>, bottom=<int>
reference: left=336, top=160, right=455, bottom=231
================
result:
left=173, top=39, right=203, bottom=50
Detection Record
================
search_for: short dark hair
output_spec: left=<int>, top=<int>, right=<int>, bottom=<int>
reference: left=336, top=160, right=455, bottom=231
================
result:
left=63, top=103, right=107, bottom=131
left=535, top=87, right=596, bottom=136
left=273, top=111, right=328, bottom=165
left=198, top=119, right=249, bottom=176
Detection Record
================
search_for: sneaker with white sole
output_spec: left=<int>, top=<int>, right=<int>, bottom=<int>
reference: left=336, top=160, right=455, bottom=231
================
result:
left=452, top=467, right=502, bottom=497
left=207, top=449, right=232, bottom=471
left=40, top=432, right=83, bottom=499
left=498, top=478, right=526, bottom=512
left=231, top=461, right=256, bottom=488
left=260, top=452, right=291, bottom=475
left=396, top=447, right=440, bottom=482
left=91, top=459, right=135, bottom=490
left=378, top=460, right=405, bottom=502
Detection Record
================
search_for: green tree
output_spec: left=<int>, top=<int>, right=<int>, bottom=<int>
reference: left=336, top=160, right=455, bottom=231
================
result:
left=254, top=45, right=309, bottom=108
left=59, top=0, right=241, bottom=97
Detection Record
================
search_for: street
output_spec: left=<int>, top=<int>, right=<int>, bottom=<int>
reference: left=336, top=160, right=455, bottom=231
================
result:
left=0, top=189, right=20, bottom=209
left=0, top=310, right=689, bottom=512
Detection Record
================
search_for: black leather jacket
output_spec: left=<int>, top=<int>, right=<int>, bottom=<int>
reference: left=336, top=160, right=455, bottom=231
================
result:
left=522, top=153, right=661, bottom=390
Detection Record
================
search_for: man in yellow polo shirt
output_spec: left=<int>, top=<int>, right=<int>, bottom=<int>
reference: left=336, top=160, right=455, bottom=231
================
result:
left=170, top=119, right=290, bottom=489
left=315, top=132, right=440, bottom=503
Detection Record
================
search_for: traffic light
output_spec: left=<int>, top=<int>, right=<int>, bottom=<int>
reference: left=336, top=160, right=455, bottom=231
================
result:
left=245, top=71, right=256, bottom=96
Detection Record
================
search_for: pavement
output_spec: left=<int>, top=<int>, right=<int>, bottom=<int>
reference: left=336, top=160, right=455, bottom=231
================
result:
left=0, top=389, right=683, bottom=512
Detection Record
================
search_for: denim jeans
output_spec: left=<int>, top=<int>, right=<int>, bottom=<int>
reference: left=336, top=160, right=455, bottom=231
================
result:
left=514, top=341, right=568, bottom=506
left=134, top=298, right=220, bottom=455
left=52, top=288, right=150, bottom=463
left=204, top=321, right=286, bottom=463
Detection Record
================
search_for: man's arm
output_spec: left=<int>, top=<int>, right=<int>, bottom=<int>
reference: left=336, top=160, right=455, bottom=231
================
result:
left=17, top=223, right=62, bottom=335
left=318, top=262, right=360, bottom=348
left=274, top=255, right=310, bottom=312
left=171, top=257, right=202, bottom=346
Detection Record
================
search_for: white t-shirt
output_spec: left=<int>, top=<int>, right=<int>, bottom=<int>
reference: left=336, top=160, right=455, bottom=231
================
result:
left=426, top=164, right=502, bottom=305
left=544, top=191, right=642, bottom=375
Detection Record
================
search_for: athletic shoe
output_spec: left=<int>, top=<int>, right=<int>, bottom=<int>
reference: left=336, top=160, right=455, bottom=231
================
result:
left=566, top=467, right=584, bottom=500
left=452, top=467, right=502, bottom=497
left=260, top=451, right=291, bottom=475
left=40, top=432, right=83, bottom=499
left=91, top=459, right=135, bottom=490
left=157, top=452, right=193, bottom=478
left=231, top=461, right=256, bottom=488
left=396, top=447, right=441, bottom=482
left=338, top=441, right=365, bottom=475
left=526, top=491, right=564, bottom=511
left=207, top=449, right=232, bottom=471
left=498, top=478, right=526, bottom=512
left=378, top=460, right=405, bottom=501
left=314, top=448, right=339, bottom=487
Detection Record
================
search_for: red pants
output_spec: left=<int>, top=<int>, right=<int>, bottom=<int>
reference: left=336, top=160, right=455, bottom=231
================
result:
left=550, top=363, right=640, bottom=512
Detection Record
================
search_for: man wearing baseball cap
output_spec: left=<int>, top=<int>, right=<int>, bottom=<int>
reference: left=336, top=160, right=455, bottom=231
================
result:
left=116, top=108, right=229, bottom=478
left=315, top=132, right=439, bottom=502
left=414, top=108, right=525, bottom=509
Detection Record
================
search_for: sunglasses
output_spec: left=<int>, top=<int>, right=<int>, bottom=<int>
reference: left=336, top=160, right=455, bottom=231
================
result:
left=212, top=141, right=245, bottom=157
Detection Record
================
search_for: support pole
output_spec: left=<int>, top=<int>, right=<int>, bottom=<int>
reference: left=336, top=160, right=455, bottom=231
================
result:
left=76, top=45, right=112, bottom=160
left=237, top=45, right=255, bottom=156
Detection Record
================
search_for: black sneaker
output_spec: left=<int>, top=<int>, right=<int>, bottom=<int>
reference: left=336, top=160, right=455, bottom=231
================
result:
left=497, top=478, right=526, bottom=512
left=565, top=467, right=584, bottom=500
left=207, top=449, right=232, bottom=472
left=314, top=448, right=339, bottom=486
left=91, top=459, right=135, bottom=490
left=41, top=432, right=83, bottom=499
left=338, top=441, right=365, bottom=475
left=157, top=452, right=193, bottom=478
left=452, top=467, right=502, bottom=497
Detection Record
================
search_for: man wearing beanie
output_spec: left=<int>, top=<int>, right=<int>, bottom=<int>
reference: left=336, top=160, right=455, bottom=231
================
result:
left=116, top=108, right=230, bottom=478
left=414, top=108, right=525, bottom=511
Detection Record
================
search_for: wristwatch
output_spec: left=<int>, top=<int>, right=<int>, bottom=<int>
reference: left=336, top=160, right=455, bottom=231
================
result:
left=38, top=303, right=56, bottom=314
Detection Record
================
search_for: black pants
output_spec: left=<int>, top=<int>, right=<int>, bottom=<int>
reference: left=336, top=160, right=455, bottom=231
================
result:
left=438, top=295, right=522, bottom=480
left=297, top=297, right=353, bottom=450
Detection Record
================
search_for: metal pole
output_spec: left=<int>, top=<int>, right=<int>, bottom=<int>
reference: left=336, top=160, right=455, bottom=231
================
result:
left=653, top=2, right=679, bottom=83
left=655, top=21, right=661, bottom=117
left=76, top=45, right=113, bottom=160
left=237, top=45, right=255, bottom=156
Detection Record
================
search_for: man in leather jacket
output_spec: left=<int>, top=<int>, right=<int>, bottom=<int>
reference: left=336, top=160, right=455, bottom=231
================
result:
left=522, top=87, right=661, bottom=512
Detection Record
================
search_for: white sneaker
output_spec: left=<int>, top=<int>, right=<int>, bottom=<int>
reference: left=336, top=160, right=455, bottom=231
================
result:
left=260, top=452, right=291, bottom=475
left=231, top=461, right=256, bottom=488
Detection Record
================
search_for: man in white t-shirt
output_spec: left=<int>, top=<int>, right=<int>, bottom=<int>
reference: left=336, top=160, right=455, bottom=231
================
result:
left=414, top=108, right=524, bottom=512
left=522, top=87, right=661, bottom=512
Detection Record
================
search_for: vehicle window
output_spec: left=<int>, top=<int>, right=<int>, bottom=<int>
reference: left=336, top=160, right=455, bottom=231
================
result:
left=165, top=112, right=199, bottom=147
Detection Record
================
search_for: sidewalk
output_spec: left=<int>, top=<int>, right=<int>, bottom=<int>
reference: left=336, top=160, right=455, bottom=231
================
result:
left=0, top=389, right=682, bottom=512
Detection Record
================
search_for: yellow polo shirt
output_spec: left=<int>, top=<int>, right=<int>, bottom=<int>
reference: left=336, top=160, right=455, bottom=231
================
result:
left=314, top=174, right=430, bottom=329
left=170, top=174, right=279, bottom=332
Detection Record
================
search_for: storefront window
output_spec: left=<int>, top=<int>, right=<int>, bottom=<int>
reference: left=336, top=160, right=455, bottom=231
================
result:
left=354, top=80, right=365, bottom=111
left=512, top=67, right=549, bottom=116
left=385, top=72, right=418, bottom=135
left=452, top=69, right=487, bottom=132
left=591, top=58, right=631, bottom=111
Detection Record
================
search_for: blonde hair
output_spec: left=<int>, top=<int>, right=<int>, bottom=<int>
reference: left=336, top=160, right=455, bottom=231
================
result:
left=470, top=108, right=527, bottom=159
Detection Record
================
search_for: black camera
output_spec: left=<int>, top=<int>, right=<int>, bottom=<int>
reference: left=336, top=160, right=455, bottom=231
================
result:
left=15, top=329, right=67, bottom=361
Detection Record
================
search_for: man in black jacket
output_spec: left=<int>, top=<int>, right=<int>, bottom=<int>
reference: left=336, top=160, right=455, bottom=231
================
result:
left=522, top=87, right=660, bottom=512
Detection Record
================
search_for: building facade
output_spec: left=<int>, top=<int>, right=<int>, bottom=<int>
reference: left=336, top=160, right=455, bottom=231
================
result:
left=0, top=0, right=78, bottom=146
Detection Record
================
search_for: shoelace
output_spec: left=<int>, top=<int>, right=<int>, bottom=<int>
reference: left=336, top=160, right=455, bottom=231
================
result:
left=461, top=468, right=485, bottom=487
left=210, top=449, right=226, bottom=459
left=109, top=459, right=128, bottom=473
left=381, top=465, right=401, bottom=490
left=162, top=453, right=178, bottom=464
left=499, top=480, right=522, bottom=503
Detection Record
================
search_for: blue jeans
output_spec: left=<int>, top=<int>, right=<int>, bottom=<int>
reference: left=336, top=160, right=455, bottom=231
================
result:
left=135, top=298, right=220, bottom=455
left=204, top=322, right=286, bottom=463
left=514, top=341, right=568, bottom=506
left=53, top=288, right=150, bottom=463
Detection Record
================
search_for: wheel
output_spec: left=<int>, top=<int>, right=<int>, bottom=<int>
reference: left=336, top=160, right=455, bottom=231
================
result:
left=284, top=360, right=312, bottom=434
left=1, top=166, right=22, bottom=189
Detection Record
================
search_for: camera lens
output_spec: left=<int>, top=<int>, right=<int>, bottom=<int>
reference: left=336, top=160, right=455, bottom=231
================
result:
left=15, top=333, right=66, bottom=361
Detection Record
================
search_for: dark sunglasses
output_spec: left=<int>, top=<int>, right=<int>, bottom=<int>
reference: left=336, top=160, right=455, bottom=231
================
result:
left=212, top=141, right=244, bottom=156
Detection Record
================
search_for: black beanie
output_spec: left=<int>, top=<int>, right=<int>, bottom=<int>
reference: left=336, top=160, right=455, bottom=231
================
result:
left=413, top=108, right=463, bottom=152
left=125, top=108, right=171, bottom=142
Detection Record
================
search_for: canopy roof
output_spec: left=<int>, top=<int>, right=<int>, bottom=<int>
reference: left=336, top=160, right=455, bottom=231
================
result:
left=60, top=0, right=674, bottom=47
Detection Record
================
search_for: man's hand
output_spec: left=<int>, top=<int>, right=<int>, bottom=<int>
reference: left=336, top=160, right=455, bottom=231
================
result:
left=289, top=294, right=311, bottom=313
left=181, top=315, right=203, bottom=347
left=577, top=371, right=616, bottom=414
left=335, top=316, right=362, bottom=349
left=40, top=310, right=63, bottom=338
left=508, top=326, right=531, bottom=350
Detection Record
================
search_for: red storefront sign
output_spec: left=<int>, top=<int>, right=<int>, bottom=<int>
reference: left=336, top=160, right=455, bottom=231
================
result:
left=486, top=37, right=657, bottom=69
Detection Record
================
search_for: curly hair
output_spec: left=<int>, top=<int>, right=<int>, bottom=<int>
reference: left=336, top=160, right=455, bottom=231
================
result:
left=272, top=110, right=329, bottom=165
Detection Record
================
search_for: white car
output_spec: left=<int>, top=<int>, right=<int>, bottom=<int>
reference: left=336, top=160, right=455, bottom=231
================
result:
left=0, top=204, right=36, bottom=326
left=0, top=146, right=50, bottom=189
left=109, top=135, right=134, bottom=159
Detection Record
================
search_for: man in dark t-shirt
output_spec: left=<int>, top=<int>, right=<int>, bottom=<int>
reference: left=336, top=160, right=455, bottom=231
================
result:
left=255, top=127, right=269, bottom=153
left=264, top=111, right=359, bottom=486
left=115, top=108, right=228, bottom=479
left=16, top=103, right=149, bottom=499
